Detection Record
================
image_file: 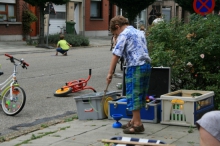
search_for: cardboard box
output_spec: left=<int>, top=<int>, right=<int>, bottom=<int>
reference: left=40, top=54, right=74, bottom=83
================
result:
left=160, top=90, right=215, bottom=127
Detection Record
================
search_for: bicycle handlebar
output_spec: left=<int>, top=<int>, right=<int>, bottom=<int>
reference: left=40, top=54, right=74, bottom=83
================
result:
left=5, top=54, right=29, bottom=67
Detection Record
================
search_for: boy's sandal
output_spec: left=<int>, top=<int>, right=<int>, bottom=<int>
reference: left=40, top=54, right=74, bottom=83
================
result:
left=123, top=124, right=145, bottom=134
left=121, top=120, right=132, bottom=129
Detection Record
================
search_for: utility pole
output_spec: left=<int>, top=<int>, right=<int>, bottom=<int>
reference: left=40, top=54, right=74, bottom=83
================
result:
left=46, top=2, right=50, bottom=47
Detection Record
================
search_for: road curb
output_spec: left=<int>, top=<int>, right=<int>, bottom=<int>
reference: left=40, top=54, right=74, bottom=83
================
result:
left=0, top=113, right=77, bottom=142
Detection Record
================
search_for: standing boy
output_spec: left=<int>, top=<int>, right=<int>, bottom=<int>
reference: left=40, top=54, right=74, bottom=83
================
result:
left=106, top=16, right=151, bottom=134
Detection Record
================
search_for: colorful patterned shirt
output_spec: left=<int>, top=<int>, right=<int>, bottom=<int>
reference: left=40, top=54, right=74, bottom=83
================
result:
left=112, top=26, right=151, bottom=67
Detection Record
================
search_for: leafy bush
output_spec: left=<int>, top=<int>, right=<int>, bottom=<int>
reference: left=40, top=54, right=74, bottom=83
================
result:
left=147, top=14, right=220, bottom=109
left=22, top=10, right=38, bottom=37
left=46, top=34, right=89, bottom=47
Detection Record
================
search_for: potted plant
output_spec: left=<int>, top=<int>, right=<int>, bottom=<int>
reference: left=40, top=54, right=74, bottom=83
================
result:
left=0, top=15, right=3, bottom=22
left=8, top=16, right=16, bottom=22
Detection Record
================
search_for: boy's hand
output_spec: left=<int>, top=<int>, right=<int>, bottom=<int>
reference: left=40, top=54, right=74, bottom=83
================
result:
left=106, top=73, right=113, bottom=85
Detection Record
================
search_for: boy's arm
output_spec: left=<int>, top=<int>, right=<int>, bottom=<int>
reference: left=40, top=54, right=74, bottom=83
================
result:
left=67, top=43, right=72, bottom=47
left=66, top=40, right=72, bottom=47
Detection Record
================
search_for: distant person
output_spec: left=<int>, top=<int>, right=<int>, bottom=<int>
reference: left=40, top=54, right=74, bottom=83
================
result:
left=196, top=111, right=220, bottom=146
left=112, top=34, right=118, bottom=49
left=110, top=34, right=117, bottom=51
left=148, top=6, right=157, bottom=25
left=55, top=34, right=72, bottom=56
left=152, top=12, right=164, bottom=25
left=140, top=26, right=146, bottom=36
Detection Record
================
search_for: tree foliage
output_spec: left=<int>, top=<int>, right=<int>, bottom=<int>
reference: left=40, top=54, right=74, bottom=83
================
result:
left=23, top=0, right=70, bottom=45
left=22, top=10, right=38, bottom=36
left=147, top=14, right=220, bottom=109
left=109, top=0, right=156, bottom=22
left=174, top=0, right=220, bottom=14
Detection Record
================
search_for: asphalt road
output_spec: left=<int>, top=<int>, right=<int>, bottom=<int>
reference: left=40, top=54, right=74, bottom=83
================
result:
left=0, top=46, right=122, bottom=136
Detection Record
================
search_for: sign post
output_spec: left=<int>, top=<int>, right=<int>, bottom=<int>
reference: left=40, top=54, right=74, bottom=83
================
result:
left=44, top=2, right=56, bottom=48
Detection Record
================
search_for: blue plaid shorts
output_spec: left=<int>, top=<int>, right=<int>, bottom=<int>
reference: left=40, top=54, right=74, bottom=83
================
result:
left=125, top=63, right=151, bottom=111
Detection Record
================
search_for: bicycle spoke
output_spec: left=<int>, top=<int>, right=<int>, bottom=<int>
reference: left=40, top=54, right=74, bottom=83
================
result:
left=2, top=86, right=26, bottom=116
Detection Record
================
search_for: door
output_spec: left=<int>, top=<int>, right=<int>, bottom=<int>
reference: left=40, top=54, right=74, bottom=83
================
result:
left=29, top=5, right=37, bottom=36
left=74, top=3, right=79, bottom=34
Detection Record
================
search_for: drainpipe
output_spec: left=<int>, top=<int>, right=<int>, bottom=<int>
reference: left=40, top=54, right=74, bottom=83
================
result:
left=46, top=2, right=50, bottom=46
left=83, top=0, right=85, bottom=36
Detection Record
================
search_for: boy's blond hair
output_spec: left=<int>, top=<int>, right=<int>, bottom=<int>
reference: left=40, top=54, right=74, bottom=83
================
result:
left=60, top=34, right=65, bottom=40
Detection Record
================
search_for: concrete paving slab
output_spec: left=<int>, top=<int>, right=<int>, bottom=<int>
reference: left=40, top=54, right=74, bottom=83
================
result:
left=173, top=131, right=200, bottom=146
left=172, top=140, right=200, bottom=146
left=29, top=136, right=64, bottom=145
left=151, top=127, right=188, bottom=139
left=51, top=141, right=89, bottom=146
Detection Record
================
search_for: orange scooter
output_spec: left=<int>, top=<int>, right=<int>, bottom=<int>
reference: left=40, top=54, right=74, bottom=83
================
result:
left=54, top=69, right=96, bottom=97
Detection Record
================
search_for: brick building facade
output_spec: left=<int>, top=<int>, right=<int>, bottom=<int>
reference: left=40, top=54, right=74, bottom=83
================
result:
left=0, top=0, right=39, bottom=41
left=84, top=0, right=116, bottom=36
left=1, top=0, right=117, bottom=40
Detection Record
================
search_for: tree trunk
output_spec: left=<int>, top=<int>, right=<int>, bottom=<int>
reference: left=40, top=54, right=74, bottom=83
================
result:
left=129, top=19, right=135, bottom=27
left=38, top=5, right=45, bottom=45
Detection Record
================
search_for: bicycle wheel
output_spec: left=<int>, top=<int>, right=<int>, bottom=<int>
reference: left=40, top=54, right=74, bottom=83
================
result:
left=2, top=86, right=26, bottom=116
left=54, top=86, right=72, bottom=97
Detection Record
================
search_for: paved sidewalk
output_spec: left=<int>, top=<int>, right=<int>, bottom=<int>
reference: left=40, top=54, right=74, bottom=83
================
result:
left=0, top=36, right=200, bottom=146
left=0, top=117, right=200, bottom=146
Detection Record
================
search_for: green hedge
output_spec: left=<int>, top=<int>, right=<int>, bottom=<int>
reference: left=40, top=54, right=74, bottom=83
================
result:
left=147, top=14, right=220, bottom=110
left=45, top=34, right=89, bottom=47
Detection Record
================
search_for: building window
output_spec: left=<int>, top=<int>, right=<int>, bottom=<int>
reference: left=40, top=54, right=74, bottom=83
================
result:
left=0, top=3, right=15, bottom=20
left=50, top=12, right=66, bottom=20
left=152, top=5, right=161, bottom=13
left=90, top=0, right=102, bottom=18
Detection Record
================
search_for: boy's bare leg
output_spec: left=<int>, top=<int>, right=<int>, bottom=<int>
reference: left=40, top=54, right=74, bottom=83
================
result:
left=55, top=52, right=58, bottom=56
left=125, top=110, right=142, bottom=132
left=132, top=110, right=142, bottom=127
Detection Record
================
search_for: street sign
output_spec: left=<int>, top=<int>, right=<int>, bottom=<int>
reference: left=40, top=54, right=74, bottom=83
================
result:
left=193, top=0, right=215, bottom=16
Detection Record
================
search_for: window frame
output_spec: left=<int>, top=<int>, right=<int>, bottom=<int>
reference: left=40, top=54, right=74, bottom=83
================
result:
left=90, top=0, right=102, bottom=19
left=49, top=11, right=66, bottom=20
left=0, top=3, right=16, bottom=20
